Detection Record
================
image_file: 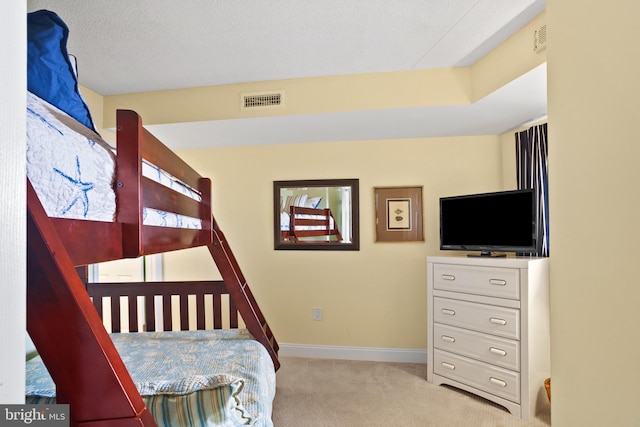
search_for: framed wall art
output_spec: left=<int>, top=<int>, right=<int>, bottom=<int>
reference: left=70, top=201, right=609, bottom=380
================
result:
left=374, top=186, right=424, bottom=242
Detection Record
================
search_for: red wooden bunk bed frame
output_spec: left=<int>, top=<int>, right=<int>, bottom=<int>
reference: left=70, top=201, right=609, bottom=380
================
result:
left=27, top=109, right=279, bottom=426
left=281, top=205, right=343, bottom=242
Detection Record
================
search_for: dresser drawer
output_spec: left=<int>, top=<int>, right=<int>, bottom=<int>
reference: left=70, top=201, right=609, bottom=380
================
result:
left=434, top=349, right=520, bottom=403
left=433, top=263, right=520, bottom=299
left=433, top=297, right=520, bottom=340
left=433, top=323, right=520, bottom=371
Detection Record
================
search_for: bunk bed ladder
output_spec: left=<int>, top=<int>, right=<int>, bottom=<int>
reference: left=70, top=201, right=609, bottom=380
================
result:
left=208, top=218, right=280, bottom=371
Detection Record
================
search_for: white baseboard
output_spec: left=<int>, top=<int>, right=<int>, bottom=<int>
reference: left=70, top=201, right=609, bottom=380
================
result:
left=279, top=343, right=427, bottom=364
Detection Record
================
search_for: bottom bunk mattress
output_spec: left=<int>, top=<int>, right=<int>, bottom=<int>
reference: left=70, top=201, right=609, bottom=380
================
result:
left=26, top=329, right=275, bottom=427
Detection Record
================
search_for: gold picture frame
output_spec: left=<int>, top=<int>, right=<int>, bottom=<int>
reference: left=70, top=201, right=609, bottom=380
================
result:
left=374, top=186, right=424, bottom=242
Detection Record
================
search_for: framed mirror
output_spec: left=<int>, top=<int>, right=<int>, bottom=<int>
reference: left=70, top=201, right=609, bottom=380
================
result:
left=274, top=179, right=359, bottom=250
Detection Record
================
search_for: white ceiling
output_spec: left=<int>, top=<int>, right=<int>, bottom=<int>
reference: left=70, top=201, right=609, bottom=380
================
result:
left=27, top=0, right=547, bottom=149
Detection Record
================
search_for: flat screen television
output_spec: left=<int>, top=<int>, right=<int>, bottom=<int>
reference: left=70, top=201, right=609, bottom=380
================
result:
left=439, top=189, right=538, bottom=256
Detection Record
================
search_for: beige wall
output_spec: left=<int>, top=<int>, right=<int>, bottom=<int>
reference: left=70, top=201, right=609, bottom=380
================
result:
left=162, top=135, right=508, bottom=349
left=80, top=86, right=105, bottom=130
left=102, top=68, right=472, bottom=128
left=472, top=12, right=547, bottom=101
left=547, top=0, right=640, bottom=425
left=84, top=86, right=516, bottom=349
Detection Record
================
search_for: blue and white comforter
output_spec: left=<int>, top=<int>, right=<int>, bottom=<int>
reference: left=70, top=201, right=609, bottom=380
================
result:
left=27, top=91, right=117, bottom=221
left=27, top=92, right=202, bottom=229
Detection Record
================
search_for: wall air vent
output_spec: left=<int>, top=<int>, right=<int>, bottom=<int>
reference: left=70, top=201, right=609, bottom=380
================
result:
left=241, top=91, right=284, bottom=110
left=534, top=24, right=547, bottom=53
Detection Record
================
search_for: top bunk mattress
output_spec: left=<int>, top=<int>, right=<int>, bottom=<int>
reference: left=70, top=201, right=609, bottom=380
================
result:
left=26, top=92, right=203, bottom=228
left=27, top=91, right=116, bottom=221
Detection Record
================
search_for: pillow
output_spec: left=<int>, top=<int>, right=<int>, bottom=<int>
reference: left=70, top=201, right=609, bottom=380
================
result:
left=27, top=10, right=96, bottom=132
left=143, top=379, right=255, bottom=427
left=305, top=196, right=322, bottom=208
left=284, top=194, right=308, bottom=212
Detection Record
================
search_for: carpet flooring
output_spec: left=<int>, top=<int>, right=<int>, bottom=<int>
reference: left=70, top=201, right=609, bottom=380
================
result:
left=271, top=356, right=551, bottom=427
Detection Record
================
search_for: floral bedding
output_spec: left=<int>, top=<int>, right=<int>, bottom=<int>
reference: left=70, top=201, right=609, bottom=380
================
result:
left=26, top=329, right=275, bottom=427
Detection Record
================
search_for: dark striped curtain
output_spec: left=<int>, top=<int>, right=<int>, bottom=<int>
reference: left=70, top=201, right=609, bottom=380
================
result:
left=515, top=123, right=549, bottom=256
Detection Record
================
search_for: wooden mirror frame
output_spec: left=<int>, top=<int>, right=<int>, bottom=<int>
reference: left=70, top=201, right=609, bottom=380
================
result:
left=273, top=179, right=360, bottom=251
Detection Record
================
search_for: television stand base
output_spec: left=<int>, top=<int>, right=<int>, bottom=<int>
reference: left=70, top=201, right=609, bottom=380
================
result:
left=467, top=252, right=507, bottom=258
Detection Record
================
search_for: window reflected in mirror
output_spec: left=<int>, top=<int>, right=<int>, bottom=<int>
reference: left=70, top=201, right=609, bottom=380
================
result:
left=274, top=179, right=359, bottom=250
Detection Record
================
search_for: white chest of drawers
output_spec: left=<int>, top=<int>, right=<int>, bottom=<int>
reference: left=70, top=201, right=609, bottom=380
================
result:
left=427, top=256, right=550, bottom=420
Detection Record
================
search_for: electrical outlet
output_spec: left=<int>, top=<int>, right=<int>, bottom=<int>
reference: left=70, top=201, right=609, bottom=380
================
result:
left=312, top=307, right=323, bottom=321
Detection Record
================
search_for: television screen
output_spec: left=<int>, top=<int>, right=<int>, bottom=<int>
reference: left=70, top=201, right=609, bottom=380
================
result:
left=439, top=189, right=538, bottom=255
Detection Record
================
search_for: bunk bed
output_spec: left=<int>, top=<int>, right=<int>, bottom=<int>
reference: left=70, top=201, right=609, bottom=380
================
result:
left=26, top=280, right=276, bottom=426
left=26, top=9, right=279, bottom=427
left=280, top=205, right=343, bottom=242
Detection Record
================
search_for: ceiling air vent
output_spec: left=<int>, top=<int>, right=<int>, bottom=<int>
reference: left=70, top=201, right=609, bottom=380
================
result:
left=241, top=91, right=284, bottom=110
left=534, top=24, right=547, bottom=53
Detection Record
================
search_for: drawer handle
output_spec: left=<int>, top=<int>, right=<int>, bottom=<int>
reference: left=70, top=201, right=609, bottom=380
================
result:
left=441, top=309, right=456, bottom=316
left=489, top=317, right=507, bottom=325
left=489, top=279, right=507, bottom=286
left=490, top=377, right=508, bottom=387
left=441, top=335, right=456, bottom=343
left=441, top=362, right=455, bottom=370
left=441, top=274, right=456, bottom=281
left=489, top=347, right=507, bottom=356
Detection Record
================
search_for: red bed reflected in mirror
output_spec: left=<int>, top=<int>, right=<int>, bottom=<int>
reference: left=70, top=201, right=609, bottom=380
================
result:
left=273, top=179, right=359, bottom=250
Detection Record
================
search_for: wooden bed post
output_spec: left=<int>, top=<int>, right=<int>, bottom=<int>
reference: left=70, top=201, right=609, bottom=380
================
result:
left=27, top=181, right=156, bottom=427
